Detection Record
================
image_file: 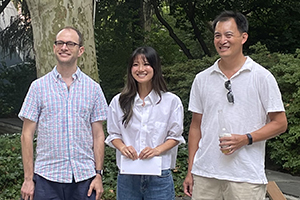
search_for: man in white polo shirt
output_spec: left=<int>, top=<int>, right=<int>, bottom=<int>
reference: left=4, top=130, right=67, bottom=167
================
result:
left=183, top=10, right=287, bottom=200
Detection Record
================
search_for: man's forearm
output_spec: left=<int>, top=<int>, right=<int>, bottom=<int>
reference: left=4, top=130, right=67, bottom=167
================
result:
left=187, top=130, right=201, bottom=174
left=21, top=135, right=34, bottom=180
left=20, top=119, right=36, bottom=180
left=92, top=121, right=105, bottom=170
left=94, top=137, right=105, bottom=170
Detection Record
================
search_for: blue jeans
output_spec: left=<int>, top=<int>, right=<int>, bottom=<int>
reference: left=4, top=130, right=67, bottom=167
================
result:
left=117, top=169, right=175, bottom=200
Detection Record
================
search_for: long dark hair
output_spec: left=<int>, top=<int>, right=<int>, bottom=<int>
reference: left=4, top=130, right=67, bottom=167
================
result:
left=119, top=46, right=168, bottom=127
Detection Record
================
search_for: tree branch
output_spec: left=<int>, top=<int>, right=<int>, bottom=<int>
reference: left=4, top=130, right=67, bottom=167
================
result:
left=151, top=0, right=194, bottom=59
left=186, top=1, right=211, bottom=57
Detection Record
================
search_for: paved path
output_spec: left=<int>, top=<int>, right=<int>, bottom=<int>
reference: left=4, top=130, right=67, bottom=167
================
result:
left=1, top=118, right=299, bottom=199
left=0, top=117, right=22, bottom=134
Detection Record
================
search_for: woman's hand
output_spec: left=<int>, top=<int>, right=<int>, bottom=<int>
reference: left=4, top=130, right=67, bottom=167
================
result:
left=139, top=147, right=161, bottom=159
left=120, top=146, right=138, bottom=160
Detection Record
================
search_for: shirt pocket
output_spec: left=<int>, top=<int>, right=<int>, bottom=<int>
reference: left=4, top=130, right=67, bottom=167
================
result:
left=150, top=121, right=168, bottom=146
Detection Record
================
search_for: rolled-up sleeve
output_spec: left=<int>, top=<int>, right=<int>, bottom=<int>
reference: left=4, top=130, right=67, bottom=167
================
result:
left=105, top=95, right=123, bottom=148
left=166, top=97, right=185, bottom=145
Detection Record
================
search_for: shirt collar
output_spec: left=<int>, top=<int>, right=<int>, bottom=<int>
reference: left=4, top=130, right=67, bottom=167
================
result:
left=52, top=66, right=81, bottom=82
left=134, top=89, right=161, bottom=105
left=210, top=56, right=252, bottom=77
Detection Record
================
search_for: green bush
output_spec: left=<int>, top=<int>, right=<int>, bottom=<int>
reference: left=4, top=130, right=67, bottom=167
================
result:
left=248, top=43, right=300, bottom=174
left=266, top=49, right=300, bottom=175
left=0, top=133, right=188, bottom=199
left=163, top=55, right=218, bottom=140
left=0, top=133, right=23, bottom=199
left=102, top=145, right=118, bottom=199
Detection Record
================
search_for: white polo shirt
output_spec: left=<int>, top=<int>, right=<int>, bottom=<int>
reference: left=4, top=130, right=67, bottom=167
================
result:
left=189, top=56, right=285, bottom=184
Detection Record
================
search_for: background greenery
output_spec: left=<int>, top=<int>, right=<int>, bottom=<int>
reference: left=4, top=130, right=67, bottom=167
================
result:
left=1, top=0, right=300, bottom=199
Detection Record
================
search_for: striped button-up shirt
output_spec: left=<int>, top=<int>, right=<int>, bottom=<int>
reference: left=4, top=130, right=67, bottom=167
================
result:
left=19, top=67, right=108, bottom=183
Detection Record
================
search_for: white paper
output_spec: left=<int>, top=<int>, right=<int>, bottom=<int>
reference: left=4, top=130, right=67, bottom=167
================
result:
left=120, top=155, right=162, bottom=175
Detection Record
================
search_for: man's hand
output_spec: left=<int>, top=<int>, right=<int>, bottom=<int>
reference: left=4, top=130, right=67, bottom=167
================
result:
left=219, top=134, right=248, bottom=155
left=21, top=179, right=35, bottom=200
left=87, top=175, right=103, bottom=200
left=183, top=173, right=193, bottom=197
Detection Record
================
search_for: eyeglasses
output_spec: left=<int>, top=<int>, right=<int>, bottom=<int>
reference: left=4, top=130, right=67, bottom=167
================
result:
left=54, top=41, right=81, bottom=49
left=225, top=80, right=234, bottom=103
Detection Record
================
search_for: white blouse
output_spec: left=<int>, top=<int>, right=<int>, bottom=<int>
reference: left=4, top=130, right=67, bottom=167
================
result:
left=105, top=90, right=185, bottom=170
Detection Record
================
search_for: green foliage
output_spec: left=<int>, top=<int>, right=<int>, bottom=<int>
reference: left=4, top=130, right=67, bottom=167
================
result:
left=173, top=143, right=189, bottom=197
left=163, top=55, right=218, bottom=139
left=244, top=43, right=300, bottom=174
left=0, top=132, right=189, bottom=199
left=0, top=0, right=32, bottom=60
left=246, top=0, right=300, bottom=54
left=266, top=50, right=300, bottom=175
left=94, top=0, right=146, bottom=102
left=102, top=145, right=118, bottom=199
left=0, top=133, right=23, bottom=199
left=167, top=0, right=300, bottom=54
left=144, top=16, right=188, bottom=66
left=0, top=60, right=36, bottom=117
left=92, top=0, right=300, bottom=103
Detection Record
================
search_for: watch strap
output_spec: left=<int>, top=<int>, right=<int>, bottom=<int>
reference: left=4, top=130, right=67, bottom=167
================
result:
left=95, top=169, right=104, bottom=176
left=246, top=133, right=253, bottom=145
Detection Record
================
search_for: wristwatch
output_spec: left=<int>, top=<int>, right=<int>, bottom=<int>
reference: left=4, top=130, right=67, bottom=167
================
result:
left=246, top=133, right=253, bottom=145
left=95, top=169, right=104, bottom=177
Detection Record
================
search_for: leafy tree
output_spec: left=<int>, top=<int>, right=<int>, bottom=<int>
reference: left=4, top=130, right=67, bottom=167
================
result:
left=245, top=0, right=300, bottom=54
left=0, top=0, right=33, bottom=61
left=152, top=0, right=300, bottom=57
left=94, top=0, right=165, bottom=101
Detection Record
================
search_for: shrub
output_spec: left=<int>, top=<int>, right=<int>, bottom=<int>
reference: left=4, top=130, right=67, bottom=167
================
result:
left=267, top=49, right=300, bottom=175
left=0, top=133, right=188, bottom=199
left=163, top=55, right=218, bottom=140
left=0, top=133, right=23, bottom=199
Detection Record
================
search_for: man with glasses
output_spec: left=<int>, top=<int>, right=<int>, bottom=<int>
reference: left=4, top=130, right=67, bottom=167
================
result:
left=19, top=27, right=108, bottom=200
left=183, top=11, right=287, bottom=200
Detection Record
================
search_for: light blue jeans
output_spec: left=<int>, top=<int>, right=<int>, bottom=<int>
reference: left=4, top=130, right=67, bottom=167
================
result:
left=117, top=169, right=175, bottom=200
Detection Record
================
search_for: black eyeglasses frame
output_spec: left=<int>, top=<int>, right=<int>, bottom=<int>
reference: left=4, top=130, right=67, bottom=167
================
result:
left=54, top=40, right=81, bottom=49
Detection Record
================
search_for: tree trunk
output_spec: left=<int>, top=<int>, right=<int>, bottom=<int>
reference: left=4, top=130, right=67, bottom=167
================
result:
left=25, top=0, right=99, bottom=81
left=142, top=0, right=152, bottom=32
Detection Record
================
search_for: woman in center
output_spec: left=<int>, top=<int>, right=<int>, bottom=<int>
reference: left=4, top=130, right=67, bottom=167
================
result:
left=105, top=46, right=185, bottom=200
